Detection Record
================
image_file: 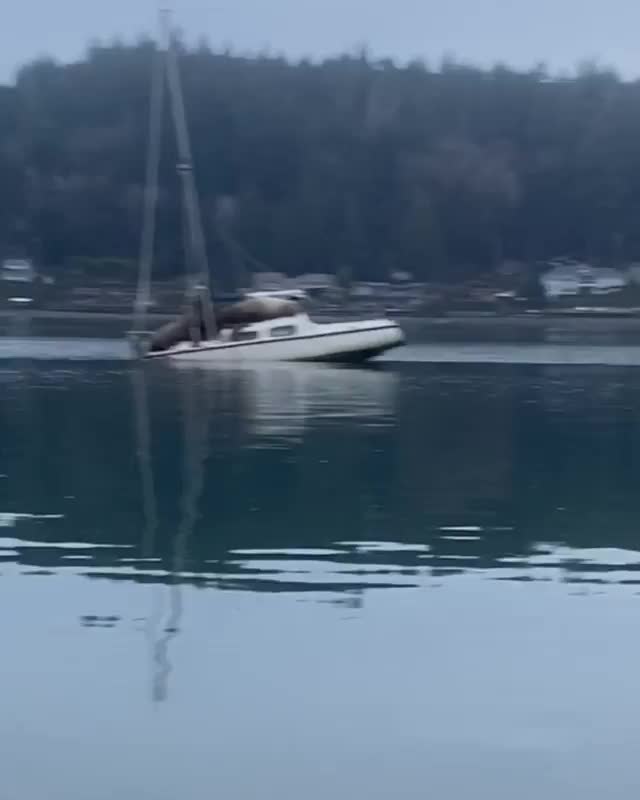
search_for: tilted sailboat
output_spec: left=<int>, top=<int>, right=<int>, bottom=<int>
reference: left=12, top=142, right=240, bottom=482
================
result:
left=131, top=13, right=404, bottom=363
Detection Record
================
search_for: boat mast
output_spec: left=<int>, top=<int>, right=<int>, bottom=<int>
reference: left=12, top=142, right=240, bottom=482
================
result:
left=132, top=24, right=165, bottom=343
left=161, top=10, right=216, bottom=340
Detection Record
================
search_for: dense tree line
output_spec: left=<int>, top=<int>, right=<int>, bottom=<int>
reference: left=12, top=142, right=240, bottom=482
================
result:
left=2, top=41, right=640, bottom=288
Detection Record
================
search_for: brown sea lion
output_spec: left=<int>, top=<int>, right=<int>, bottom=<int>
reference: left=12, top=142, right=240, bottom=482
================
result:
left=149, top=296, right=300, bottom=352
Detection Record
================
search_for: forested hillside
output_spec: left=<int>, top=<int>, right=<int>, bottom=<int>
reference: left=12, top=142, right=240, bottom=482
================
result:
left=2, top=42, right=640, bottom=288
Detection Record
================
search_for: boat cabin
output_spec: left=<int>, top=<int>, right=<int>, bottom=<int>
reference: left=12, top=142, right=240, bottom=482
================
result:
left=1, top=259, right=36, bottom=283
left=228, top=321, right=299, bottom=342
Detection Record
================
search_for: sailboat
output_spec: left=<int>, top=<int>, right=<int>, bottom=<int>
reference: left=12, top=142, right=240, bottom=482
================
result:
left=131, top=13, right=404, bottom=364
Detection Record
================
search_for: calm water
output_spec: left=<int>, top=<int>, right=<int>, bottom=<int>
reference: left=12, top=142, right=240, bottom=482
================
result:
left=3, top=339, right=640, bottom=798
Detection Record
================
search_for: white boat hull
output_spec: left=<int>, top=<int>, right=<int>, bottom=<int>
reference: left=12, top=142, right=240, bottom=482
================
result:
left=145, top=314, right=404, bottom=363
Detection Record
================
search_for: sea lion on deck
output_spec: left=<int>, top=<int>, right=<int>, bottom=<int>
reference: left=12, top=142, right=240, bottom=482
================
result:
left=149, top=296, right=300, bottom=352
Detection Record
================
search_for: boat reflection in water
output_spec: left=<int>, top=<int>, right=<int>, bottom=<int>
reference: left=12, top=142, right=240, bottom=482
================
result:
left=169, top=361, right=398, bottom=441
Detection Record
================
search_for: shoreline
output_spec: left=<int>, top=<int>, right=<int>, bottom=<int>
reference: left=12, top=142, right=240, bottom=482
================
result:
left=4, top=308, right=640, bottom=329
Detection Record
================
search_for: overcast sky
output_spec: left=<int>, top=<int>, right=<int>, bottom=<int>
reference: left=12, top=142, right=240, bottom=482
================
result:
left=4, top=0, right=640, bottom=82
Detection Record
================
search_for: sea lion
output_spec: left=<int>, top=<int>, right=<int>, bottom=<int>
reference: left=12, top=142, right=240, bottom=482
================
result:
left=149, top=296, right=301, bottom=352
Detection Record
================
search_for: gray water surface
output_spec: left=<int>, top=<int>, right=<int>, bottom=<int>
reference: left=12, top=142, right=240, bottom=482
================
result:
left=6, top=333, right=640, bottom=365
left=2, top=344, right=640, bottom=799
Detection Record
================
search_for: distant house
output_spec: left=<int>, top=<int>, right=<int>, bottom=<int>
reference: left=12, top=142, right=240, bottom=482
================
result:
left=390, top=270, right=413, bottom=283
left=252, top=272, right=290, bottom=291
left=541, top=262, right=626, bottom=298
left=293, top=273, right=336, bottom=292
left=351, top=281, right=389, bottom=298
left=1, top=258, right=36, bottom=283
